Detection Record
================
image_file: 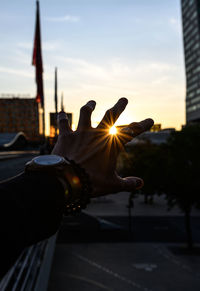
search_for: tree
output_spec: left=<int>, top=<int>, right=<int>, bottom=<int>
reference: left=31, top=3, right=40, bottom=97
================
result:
left=119, top=141, right=165, bottom=204
left=165, top=125, right=200, bottom=249
left=119, top=126, right=200, bottom=248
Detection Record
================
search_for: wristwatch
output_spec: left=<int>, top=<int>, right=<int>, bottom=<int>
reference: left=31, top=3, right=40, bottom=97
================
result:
left=25, top=155, right=91, bottom=215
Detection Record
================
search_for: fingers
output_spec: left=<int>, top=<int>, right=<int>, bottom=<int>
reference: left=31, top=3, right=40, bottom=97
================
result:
left=97, top=97, right=128, bottom=129
left=58, top=111, right=72, bottom=135
left=119, top=176, right=144, bottom=192
left=119, top=118, right=154, bottom=143
left=77, top=100, right=96, bottom=130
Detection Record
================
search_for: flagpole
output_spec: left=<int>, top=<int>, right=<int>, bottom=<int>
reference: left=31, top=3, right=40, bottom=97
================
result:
left=61, top=92, right=64, bottom=111
left=54, top=67, right=58, bottom=137
left=42, top=97, right=45, bottom=139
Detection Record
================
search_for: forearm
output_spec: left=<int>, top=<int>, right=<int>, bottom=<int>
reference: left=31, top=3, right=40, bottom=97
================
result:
left=0, top=171, right=65, bottom=276
left=0, top=171, right=65, bottom=245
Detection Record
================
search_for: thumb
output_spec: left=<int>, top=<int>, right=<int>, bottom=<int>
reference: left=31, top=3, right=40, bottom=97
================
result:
left=119, top=176, right=144, bottom=192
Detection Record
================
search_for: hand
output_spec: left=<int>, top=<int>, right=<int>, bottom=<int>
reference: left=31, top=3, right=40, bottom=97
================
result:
left=52, top=98, right=154, bottom=197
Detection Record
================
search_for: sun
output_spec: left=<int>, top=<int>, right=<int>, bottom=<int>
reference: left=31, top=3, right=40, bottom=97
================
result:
left=109, top=125, right=117, bottom=135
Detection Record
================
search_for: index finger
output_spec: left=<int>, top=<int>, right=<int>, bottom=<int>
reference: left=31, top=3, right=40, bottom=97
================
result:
left=97, top=97, right=128, bottom=129
left=58, top=111, right=72, bottom=135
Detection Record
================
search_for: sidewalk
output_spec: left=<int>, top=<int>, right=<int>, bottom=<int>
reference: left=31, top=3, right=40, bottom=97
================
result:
left=84, top=191, right=200, bottom=217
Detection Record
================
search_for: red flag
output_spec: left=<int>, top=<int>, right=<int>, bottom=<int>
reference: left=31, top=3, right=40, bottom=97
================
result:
left=32, top=0, right=44, bottom=107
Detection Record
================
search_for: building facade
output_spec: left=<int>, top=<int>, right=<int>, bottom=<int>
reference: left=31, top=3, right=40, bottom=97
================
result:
left=181, top=0, right=200, bottom=123
left=0, top=96, right=43, bottom=140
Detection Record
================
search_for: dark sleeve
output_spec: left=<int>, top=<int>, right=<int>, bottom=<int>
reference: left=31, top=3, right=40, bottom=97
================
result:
left=0, top=171, right=65, bottom=277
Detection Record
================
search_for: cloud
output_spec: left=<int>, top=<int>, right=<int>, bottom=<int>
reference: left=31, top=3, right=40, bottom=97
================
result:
left=11, top=49, right=30, bottom=65
left=45, top=15, right=80, bottom=23
left=169, top=17, right=182, bottom=35
left=57, top=57, right=179, bottom=81
left=169, top=17, right=178, bottom=25
left=110, top=58, right=131, bottom=76
left=54, top=57, right=181, bottom=101
left=137, top=62, right=178, bottom=73
left=151, top=76, right=169, bottom=85
left=0, top=66, right=32, bottom=78
left=17, top=41, right=60, bottom=51
left=59, top=57, right=110, bottom=80
left=43, top=42, right=60, bottom=51
left=17, top=42, right=32, bottom=50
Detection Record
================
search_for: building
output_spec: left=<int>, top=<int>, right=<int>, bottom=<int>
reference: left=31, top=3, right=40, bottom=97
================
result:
left=181, top=0, right=200, bottom=123
left=0, top=96, right=43, bottom=140
left=150, top=124, right=162, bottom=132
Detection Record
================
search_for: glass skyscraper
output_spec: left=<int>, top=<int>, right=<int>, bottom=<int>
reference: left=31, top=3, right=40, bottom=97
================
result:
left=181, top=0, right=200, bottom=123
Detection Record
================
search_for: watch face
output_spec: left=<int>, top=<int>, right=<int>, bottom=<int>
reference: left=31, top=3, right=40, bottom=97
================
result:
left=34, top=155, right=63, bottom=166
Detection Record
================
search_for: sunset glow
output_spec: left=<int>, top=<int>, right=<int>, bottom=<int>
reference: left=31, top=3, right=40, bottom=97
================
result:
left=0, top=0, right=185, bottom=135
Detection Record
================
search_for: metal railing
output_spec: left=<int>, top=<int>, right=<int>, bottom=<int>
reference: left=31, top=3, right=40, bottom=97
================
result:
left=0, top=233, right=57, bottom=291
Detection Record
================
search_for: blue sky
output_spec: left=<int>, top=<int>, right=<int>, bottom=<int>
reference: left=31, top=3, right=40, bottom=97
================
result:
left=0, top=0, right=185, bottom=133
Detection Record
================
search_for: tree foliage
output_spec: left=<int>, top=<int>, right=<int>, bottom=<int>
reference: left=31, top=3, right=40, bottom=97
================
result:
left=164, top=125, right=200, bottom=212
left=119, top=141, right=166, bottom=201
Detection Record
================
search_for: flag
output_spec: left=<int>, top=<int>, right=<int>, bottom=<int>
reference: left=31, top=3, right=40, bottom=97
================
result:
left=32, top=0, right=44, bottom=107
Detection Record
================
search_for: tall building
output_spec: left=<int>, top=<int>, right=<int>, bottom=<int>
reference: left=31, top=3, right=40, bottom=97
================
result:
left=0, top=96, right=43, bottom=140
left=181, top=0, right=200, bottom=123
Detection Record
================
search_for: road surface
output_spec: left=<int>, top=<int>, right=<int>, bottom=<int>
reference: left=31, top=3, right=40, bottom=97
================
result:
left=0, top=151, right=38, bottom=181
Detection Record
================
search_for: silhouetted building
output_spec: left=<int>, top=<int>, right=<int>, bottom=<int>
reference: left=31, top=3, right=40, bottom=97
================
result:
left=150, top=124, right=161, bottom=132
left=0, top=96, right=43, bottom=140
left=127, top=131, right=172, bottom=146
left=181, top=0, right=200, bottom=123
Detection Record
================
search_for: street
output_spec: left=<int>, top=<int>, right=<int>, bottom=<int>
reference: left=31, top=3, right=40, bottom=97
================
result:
left=0, top=151, right=38, bottom=181
left=49, top=202, right=200, bottom=291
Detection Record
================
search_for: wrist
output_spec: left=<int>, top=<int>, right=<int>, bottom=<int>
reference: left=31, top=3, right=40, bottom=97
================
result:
left=25, top=155, right=92, bottom=215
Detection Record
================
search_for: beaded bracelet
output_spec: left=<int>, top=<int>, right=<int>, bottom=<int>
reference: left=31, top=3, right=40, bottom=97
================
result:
left=63, top=158, right=92, bottom=215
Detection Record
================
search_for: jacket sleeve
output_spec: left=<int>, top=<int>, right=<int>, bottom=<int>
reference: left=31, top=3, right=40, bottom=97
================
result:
left=0, top=171, right=65, bottom=277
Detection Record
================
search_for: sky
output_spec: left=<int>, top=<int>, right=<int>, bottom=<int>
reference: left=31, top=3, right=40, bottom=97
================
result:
left=0, top=0, right=185, bottom=134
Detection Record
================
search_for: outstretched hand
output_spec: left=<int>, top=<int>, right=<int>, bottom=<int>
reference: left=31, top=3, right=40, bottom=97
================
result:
left=52, top=98, right=154, bottom=197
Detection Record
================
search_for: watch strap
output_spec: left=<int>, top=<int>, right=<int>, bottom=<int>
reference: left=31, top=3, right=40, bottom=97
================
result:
left=63, top=158, right=92, bottom=215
